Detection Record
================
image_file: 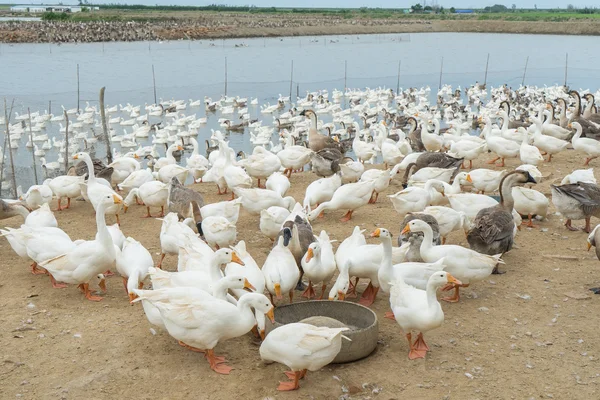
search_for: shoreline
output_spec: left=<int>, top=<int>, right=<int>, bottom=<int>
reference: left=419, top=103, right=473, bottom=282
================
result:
left=1, top=17, right=600, bottom=43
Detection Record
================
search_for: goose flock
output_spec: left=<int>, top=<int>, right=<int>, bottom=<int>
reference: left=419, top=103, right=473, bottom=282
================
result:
left=3, top=82, right=600, bottom=391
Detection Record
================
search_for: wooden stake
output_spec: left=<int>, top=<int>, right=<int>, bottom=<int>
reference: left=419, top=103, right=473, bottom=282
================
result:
left=438, top=57, right=444, bottom=90
left=63, top=110, right=69, bottom=174
left=99, top=87, right=112, bottom=164
left=396, top=60, right=401, bottom=95
left=4, top=99, right=17, bottom=199
left=224, top=57, right=228, bottom=97
left=521, top=56, right=529, bottom=86
left=27, top=108, right=38, bottom=185
left=483, top=53, right=490, bottom=86
left=344, top=60, right=347, bottom=91
left=76, top=63, right=80, bottom=114
left=152, top=64, right=157, bottom=105
left=289, top=60, right=294, bottom=101
left=564, top=53, right=569, bottom=88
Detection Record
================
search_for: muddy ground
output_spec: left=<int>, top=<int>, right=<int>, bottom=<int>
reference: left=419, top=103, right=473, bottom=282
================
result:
left=2, top=147, right=600, bottom=400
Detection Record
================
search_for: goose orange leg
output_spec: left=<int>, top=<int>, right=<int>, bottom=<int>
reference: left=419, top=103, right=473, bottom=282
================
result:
left=205, top=349, right=232, bottom=375
left=487, top=156, right=500, bottom=165
left=522, top=214, right=537, bottom=228
left=82, top=283, right=103, bottom=301
left=497, top=157, right=506, bottom=167
left=340, top=210, right=353, bottom=222
left=157, top=253, right=166, bottom=269
left=565, top=219, right=578, bottom=231
left=413, top=332, right=430, bottom=352
left=301, top=280, right=316, bottom=299
left=54, top=197, right=64, bottom=211
left=406, top=332, right=426, bottom=360
left=49, top=273, right=67, bottom=288
left=346, top=277, right=359, bottom=298
left=30, top=262, right=46, bottom=275
left=319, top=283, right=327, bottom=300
left=142, top=207, right=153, bottom=218
left=278, top=370, right=304, bottom=391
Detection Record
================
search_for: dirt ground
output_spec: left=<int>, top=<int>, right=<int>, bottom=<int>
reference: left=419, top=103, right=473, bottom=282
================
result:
left=2, top=147, right=600, bottom=400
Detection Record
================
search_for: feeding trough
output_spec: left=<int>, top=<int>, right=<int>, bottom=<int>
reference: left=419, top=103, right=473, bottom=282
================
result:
left=265, top=300, right=379, bottom=363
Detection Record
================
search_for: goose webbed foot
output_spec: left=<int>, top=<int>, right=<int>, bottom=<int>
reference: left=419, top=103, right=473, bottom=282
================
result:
left=492, top=265, right=505, bottom=275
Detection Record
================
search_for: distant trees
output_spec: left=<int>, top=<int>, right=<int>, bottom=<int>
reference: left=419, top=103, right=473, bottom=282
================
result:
left=449, top=7, right=456, bottom=13
left=483, top=4, right=509, bottom=13
left=411, top=3, right=423, bottom=12
left=512, top=4, right=517, bottom=12
left=567, top=4, right=575, bottom=10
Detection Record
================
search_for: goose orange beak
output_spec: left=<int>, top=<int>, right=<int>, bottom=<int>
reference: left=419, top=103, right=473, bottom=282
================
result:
left=123, top=205, right=129, bottom=213
left=128, top=292, right=138, bottom=302
left=446, top=273, right=462, bottom=286
left=337, top=290, right=345, bottom=301
left=305, top=247, right=314, bottom=263
left=466, top=174, right=473, bottom=183
left=99, top=279, right=107, bottom=292
left=274, top=283, right=282, bottom=300
left=243, top=278, right=255, bottom=292
left=177, top=145, right=184, bottom=151
left=587, top=242, right=592, bottom=251
left=113, top=194, right=122, bottom=204
left=73, top=154, right=79, bottom=160
left=266, top=307, right=275, bottom=324
left=401, top=224, right=410, bottom=235
left=259, top=329, right=266, bottom=341
left=231, top=252, right=245, bottom=266
left=370, top=228, right=381, bottom=238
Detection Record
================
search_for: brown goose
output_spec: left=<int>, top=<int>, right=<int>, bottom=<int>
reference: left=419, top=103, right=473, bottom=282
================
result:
left=310, top=148, right=342, bottom=178
left=569, top=90, right=600, bottom=138
left=405, top=117, right=425, bottom=152
left=499, top=101, right=530, bottom=129
left=401, top=152, right=463, bottom=186
left=583, top=94, right=600, bottom=125
left=300, top=109, right=343, bottom=153
left=398, top=213, right=441, bottom=262
left=551, top=181, right=600, bottom=233
left=0, top=199, right=29, bottom=221
left=68, top=158, right=113, bottom=182
left=167, top=177, right=205, bottom=234
left=224, top=119, right=245, bottom=132
left=274, top=215, right=315, bottom=292
left=467, top=170, right=536, bottom=273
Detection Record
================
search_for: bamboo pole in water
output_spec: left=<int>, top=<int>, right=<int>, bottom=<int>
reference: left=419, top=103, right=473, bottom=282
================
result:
left=0, top=100, right=12, bottom=195
left=152, top=65, right=157, bottom=105
left=564, top=53, right=569, bottom=88
left=438, top=57, right=444, bottom=90
left=63, top=110, right=69, bottom=174
left=289, top=60, right=294, bottom=101
left=4, top=99, right=17, bottom=199
left=396, top=60, right=401, bottom=95
left=99, top=87, right=112, bottom=164
left=224, top=57, right=228, bottom=97
left=76, top=63, right=80, bottom=114
left=344, top=60, right=347, bottom=92
left=27, top=108, right=38, bottom=185
left=483, top=53, right=490, bottom=86
left=522, top=56, right=529, bottom=86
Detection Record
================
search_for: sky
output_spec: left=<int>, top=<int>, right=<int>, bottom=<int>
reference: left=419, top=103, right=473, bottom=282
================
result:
left=5, top=1, right=596, bottom=8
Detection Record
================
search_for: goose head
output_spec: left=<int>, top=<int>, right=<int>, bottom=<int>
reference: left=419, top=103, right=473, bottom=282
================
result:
left=370, top=227, right=393, bottom=239
left=223, top=274, right=256, bottom=292
left=305, top=242, right=320, bottom=263
left=426, top=271, right=462, bottom=290
left=212, top=248, right=244, bottom=267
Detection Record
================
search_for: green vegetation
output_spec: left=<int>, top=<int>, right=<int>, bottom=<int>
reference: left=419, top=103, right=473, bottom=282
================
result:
left=41, top=12, right=71, bottom=21
left=11, top=3, right=600, bottom=23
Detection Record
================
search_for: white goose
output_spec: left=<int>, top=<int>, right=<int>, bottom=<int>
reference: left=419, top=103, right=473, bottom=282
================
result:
left=39, top=194, right=121, bottom=301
